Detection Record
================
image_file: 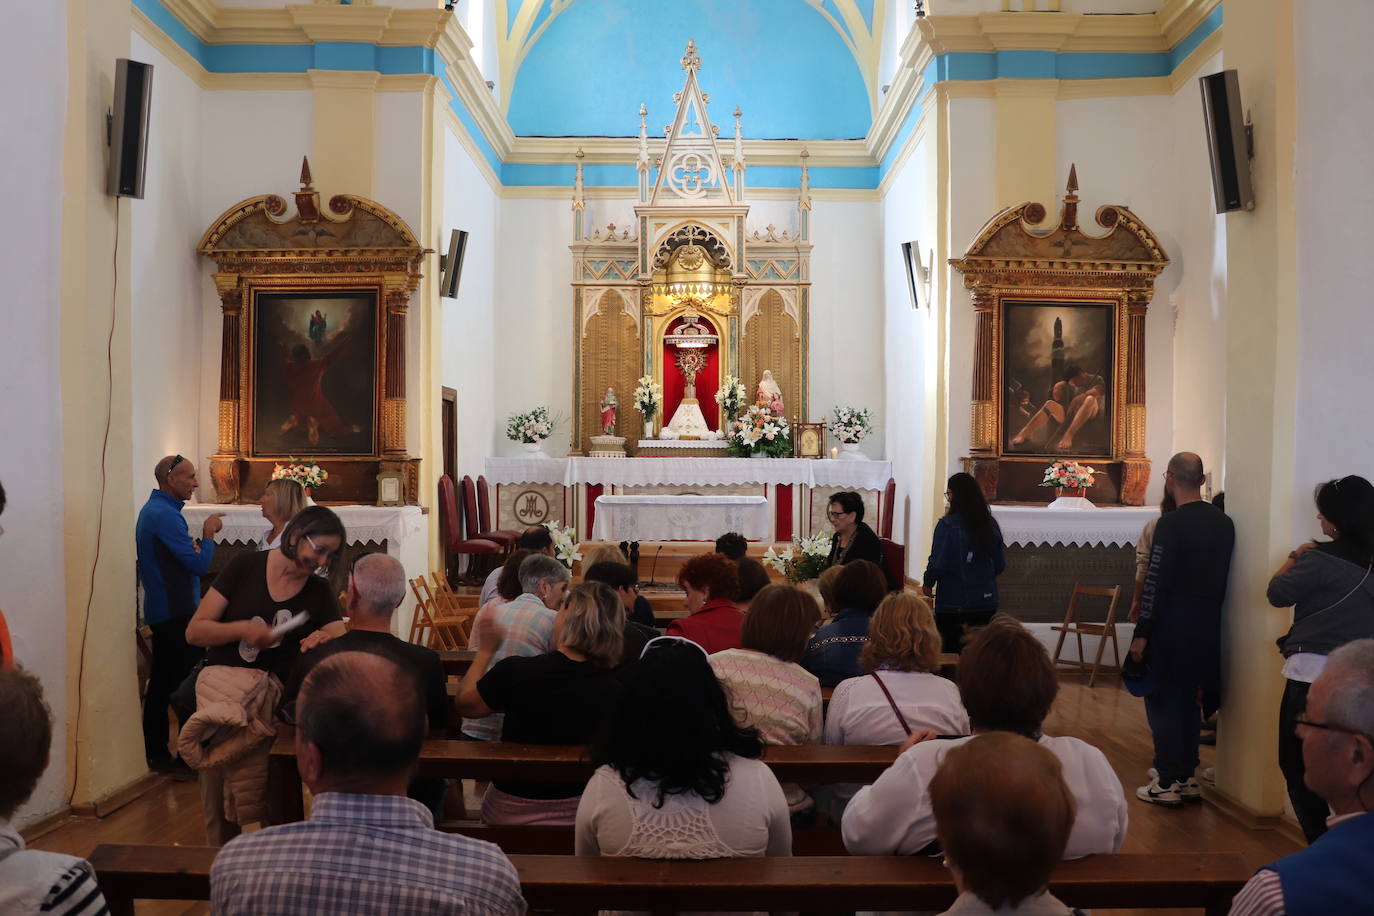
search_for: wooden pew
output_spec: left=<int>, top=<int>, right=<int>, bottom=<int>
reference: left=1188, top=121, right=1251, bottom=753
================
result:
left=267, top=728, right=900, bottom=822
left=89, top=845, right=1249, bottom=916
left=442, top=823, right=849, bottom=855
left=439, top=648, right=476, bottom=676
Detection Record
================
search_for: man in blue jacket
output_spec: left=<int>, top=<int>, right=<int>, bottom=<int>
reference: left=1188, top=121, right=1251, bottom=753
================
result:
left=1228, top=639, right=1374, bottom=915
left=136, top=454, right=223, bottom=774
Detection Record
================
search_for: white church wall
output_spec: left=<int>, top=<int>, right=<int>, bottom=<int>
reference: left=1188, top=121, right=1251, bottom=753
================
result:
left=880, top=131, right=938, bottom=572
left=441, top=126, right=503, bottom=475
left=1291, top=3, right=1374, bottom=544
left=1055, top=93, right=1177, bottom=507
left=944, top=98, right=998, bottom=482
left=130, top=32, right=207, bottom=513
left=196, top=90, right=314, bottom=486
left=1, top=1, right=70, bottom=828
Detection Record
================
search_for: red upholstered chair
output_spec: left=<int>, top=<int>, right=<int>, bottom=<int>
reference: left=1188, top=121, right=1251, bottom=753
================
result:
left=460, top=475, right=516, bottom=552
left=475, top=475, right=520, bottom=548
left=880, top=478, right=896, bottom=540
left=0, top=608, right=12, bottom=670
left=438, top=474, right=501, bottom=586
left=878, top=537, right=906, bottom=593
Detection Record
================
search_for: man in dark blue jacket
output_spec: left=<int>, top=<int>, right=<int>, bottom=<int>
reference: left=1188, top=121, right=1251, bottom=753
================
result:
left=1129, top=452, right=1234, bottom=807
left=136, top=455, right=223, bottom=774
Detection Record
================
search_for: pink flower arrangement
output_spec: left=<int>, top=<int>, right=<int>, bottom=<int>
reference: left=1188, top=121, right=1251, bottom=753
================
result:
left=1039, top=460, right=1096, bottom=490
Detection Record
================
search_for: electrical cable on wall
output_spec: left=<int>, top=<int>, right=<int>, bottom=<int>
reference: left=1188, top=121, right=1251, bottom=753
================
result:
left=67, top=196, right=119, bottom=805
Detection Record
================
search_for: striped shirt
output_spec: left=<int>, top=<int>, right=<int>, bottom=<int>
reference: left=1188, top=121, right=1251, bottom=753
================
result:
left=1228, top=812, right=1366, bottom=916
left=461, top=593, right=557, bottom=740
left=0, top=822, right=108, bottom=915
left=210, top=793, right=526, bottom=915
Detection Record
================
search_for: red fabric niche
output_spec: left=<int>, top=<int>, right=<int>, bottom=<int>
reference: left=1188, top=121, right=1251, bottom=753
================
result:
left=661, top=315, right=721, bottom=432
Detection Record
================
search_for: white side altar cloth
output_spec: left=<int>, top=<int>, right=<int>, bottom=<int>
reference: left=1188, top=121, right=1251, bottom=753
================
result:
left=990, top=505, right=1159, bottom=548
left=592, top=495, right=771, bottom=542
left=485, top=456, right=893, bottom=490
left=183, top=505, right=426, bottom=557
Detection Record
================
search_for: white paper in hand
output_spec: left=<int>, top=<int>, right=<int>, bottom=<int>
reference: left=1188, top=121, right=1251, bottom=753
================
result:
left=270, top=611, right=310, bottom=641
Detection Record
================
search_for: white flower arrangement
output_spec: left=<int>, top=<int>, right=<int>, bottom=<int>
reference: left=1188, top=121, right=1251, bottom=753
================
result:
left=271, top=457, right=328, bottom=490
left=830, top=406, right=874, bottom=444
left=632, top=375, right=662, bottom=419
left=727, top=402, right=792, bottom=457
left=714, top=375, right=749, bottom=421
left=1040, top=460, right=1097, bottom=490
left=542, top=520, right=582, bottom=569
left=506, top=406, right=554, bottom=444
left=763, top=533, right=831, bottom=583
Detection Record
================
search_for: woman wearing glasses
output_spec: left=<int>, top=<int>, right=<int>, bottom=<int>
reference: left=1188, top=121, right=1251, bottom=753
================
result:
left=182, top=506, right=347, bottom=843
left=823, top=491, right=888, bottom=583
left=576, top=640, right=791, bottom=871
left=1267, top=474, right=1374, bottom=843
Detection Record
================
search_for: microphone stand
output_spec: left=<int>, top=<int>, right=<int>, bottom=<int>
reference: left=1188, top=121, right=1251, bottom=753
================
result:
left=639, top=543, right=667, bottom=589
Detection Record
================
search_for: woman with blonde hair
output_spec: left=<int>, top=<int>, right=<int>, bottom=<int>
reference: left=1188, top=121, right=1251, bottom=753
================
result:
left=258, top=478, right=307, bottom=550
left=821, top=592, right=969, bottom=818
left=710, top=584, right=823, bottom=821
left=456, top=581, right=625, bottom=825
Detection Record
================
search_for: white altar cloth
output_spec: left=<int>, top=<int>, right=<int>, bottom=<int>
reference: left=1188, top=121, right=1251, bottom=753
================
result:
left=485, top=456, right=893, bottom=491
left=990, top=505, right=1158, bottom=548
left=592, top=495, right=771, bottom=542
left=183, top=504, right=426, bottom=557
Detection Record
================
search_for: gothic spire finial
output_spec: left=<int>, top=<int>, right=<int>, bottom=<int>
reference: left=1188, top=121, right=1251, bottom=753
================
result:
left=681, top=40, right=701, bottom=73
left=1067, top=163, right=1079, bottom=196
left=299, top=156, right=313, bottom=189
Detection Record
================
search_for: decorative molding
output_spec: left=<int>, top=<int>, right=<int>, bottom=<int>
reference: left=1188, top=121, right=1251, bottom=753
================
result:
left=506, top=136, right=873, bottom=169
left=498, top=184, right=880, bottom=202
left=1167, top=27, right=1223, bottom=93
left=307, top=68, right=380, bottom=91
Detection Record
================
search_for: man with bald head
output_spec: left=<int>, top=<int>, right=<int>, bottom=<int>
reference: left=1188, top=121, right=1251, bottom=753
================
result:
left=1129, top=451, right=1234, bottom=807
left=136, top=454, right=224, bottom=775
left=212, top=650, right=525, bottom=914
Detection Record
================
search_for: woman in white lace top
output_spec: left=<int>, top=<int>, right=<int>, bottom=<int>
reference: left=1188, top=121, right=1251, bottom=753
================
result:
left=575, top=641, right=792, bottom=868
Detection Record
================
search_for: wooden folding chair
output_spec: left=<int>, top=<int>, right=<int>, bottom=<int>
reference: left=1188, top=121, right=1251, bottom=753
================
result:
left=1051, top=584, right=1123, bottom=687
left=408, top=576, right=438, bottom=645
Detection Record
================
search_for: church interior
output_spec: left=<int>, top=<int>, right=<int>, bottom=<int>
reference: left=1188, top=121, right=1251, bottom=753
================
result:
left=3, top=0, right=1372, bottom=911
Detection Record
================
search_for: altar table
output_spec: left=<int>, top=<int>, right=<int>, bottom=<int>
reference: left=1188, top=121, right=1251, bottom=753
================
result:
left=486, top=456, right=895, bottom=542
left=990, top=505, right=1158, bottom=548
left=591, top=495, right=771, bottom=542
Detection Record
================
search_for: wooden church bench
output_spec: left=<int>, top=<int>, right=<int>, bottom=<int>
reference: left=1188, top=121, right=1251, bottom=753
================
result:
left=89, top=845, right=1249, bottom=916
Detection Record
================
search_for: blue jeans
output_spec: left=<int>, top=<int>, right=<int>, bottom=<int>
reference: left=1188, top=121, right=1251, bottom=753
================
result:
left=1143, top=681, right=1201, bottom=785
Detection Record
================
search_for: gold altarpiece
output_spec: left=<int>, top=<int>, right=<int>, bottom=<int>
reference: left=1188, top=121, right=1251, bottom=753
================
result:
left=198, top=160, right=426, bottom=504
left=951, top=167, right=1168, bottom=506
left=569, top=42, right=812, bottom=455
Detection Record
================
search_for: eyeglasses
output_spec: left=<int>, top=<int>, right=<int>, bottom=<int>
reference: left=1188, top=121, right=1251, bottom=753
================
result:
left=1296, top=712, right=1372, bottom=740
left=167, top=455, right=185, bottom=474
left=639, top=634, right=709, bottom=660
left=303, top=533, right=339, bottom=563
left=826, top=509, right=852, bottom=519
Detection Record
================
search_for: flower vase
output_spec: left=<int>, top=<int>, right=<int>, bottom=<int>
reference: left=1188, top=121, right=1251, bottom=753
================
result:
left=750, top=450, right=766, bottom=459
left=838, top=442, right=868, bottom=461
left=643, top=420, right=654, bottom=439
left=1048, top=487, right=1095, bottom=510
left=522, top=441, right=550, bottom=459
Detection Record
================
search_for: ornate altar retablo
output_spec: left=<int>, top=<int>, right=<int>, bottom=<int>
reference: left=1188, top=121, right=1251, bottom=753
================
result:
left=197, top=158, right=427, bottom=504
left=569, top=41, right=811, bottom=456
left=951, top=166, right=1168, bottom=506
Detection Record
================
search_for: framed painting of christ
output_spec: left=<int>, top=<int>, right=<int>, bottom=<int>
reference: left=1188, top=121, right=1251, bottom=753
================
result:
left=1000, top=300, right=1115, bottom=459
left=249, top=289, right=379, bottom=457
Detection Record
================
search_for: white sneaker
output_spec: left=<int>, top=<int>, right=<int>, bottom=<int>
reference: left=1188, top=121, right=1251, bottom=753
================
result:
left=1146, top=767, right=1203, bottom=801
left=1137, top=775, right=1186, bottom=807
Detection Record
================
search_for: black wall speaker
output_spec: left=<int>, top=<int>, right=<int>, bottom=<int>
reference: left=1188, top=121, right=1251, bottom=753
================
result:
left=1199, top=69, right=1254, bottom=213
left=441, top=229, right=469, bottom=299
left=107, top=58, right=154, bottom=199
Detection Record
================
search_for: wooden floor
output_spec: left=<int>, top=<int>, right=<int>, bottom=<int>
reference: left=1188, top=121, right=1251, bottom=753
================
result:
left=29, top=674, right=1298, bottom=915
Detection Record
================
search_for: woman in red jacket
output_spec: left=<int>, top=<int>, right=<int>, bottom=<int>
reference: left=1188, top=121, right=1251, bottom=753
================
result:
left=667, top=553, right=743, bottom=654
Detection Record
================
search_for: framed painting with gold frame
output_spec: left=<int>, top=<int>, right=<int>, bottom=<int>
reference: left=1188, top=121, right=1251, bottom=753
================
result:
left=950, top=168, right=1169, bottom=505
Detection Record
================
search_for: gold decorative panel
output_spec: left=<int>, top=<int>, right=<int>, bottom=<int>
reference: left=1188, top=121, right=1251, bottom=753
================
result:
left=579, top=291, right=643, bottom=454
left=741, top=290, right=803, bottom=422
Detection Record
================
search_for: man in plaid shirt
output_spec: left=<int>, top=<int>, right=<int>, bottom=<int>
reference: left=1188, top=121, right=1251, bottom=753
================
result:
left=211, top=649, right=526, bottom=915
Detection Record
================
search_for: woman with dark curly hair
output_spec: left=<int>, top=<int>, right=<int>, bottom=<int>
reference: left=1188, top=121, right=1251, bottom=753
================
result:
left=576, top=641, right=791, bottom=862
left=1267, top=474, right=1374, bottom=843
left=667, top=552, right=743, bottom=654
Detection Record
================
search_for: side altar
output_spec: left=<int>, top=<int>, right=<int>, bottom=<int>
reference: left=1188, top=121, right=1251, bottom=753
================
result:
left=569, top=42, right=812, bottom=457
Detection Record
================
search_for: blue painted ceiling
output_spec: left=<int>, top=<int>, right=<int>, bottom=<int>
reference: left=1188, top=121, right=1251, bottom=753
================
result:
left=503, top=0, right=878, bottom=140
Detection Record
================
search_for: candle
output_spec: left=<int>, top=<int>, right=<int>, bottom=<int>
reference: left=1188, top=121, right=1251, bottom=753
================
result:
left=830, top=447, right=838, bottom=459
